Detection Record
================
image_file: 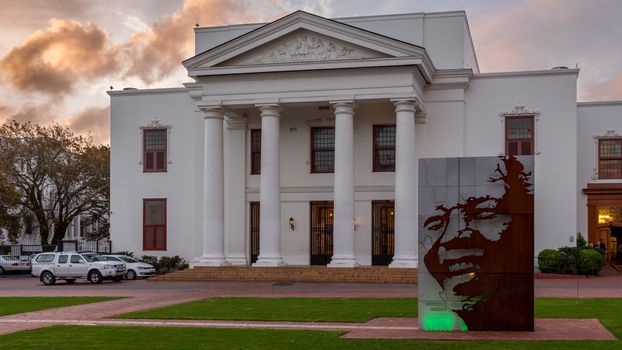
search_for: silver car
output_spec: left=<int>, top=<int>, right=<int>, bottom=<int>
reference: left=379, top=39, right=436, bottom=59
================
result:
left=0, top=255, right=31, bottom=274
left=101, top=255, right=156, bottom=280
left=31, top=252, right=126, bottom=285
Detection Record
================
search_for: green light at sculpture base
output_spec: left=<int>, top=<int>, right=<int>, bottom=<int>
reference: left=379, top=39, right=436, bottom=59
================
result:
left=422, top=313, right=468, bottom=332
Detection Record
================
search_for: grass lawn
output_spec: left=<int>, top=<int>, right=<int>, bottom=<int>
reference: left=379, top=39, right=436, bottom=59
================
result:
left=0, top=324, right=619, bottom=350
left=116, top=297, right=417, bottom=322
left=0, top=297, right=119, bottom=317
left=0, top=298, right=620, bottom=349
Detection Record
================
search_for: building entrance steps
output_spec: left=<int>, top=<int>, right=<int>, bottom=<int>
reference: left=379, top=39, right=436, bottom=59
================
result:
left=152, top=265, right=418, bottom=284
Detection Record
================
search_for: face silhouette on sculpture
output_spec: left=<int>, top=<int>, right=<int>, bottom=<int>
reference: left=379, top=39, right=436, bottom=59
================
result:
left=422, top=155, right=534, bottom=331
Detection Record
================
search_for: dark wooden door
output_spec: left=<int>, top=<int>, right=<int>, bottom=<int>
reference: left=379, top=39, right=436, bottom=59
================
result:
left=249, top=202, right=260, bottom=264
left=372, top=200, right=395, bottom=265
left=310, top=201, right=333, bottom=265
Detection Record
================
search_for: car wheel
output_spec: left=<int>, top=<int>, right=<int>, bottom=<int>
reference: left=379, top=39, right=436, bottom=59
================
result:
left=88, top=270, right=103, bottom=284
left=0, top=267, right=4, bottom=275
left=65, top=279, right=76, bottom=284
left=112, top=276, right=123, bottom=282
left=126, top=270, right=137, bottom=280
left=41, top=271, right=56, bottom=286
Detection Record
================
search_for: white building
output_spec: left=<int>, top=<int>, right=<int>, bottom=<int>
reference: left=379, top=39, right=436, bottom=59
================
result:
left=108, top=10, right=622, bottom=267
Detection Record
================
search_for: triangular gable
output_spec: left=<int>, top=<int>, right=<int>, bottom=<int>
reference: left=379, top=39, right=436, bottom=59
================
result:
left=220, top=29, right=390, bottom=66
left=183, top=11, right=434, bottom=80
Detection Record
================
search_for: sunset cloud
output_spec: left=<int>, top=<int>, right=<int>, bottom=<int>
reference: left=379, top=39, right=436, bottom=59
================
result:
left=122, top=0, right=281, bottom=84
left=0, top=102, right=57, bottom=125
left=0, top=18, right=120, bottom=96
left=67, top=105, right=110, bottom=144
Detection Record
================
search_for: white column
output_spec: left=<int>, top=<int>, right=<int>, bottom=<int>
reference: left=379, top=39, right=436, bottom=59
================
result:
left=224, top=116, right=248, bottom=265
left=328, top=101, right=359, bottom=268
left=74, top=215, right=81, bottom=238
left=390, top=99, right=418, bottom=268
left=197, top=107, right=228, bottom=266
left=65, top=226, right=74, bottom=240
left=254, top=104, right=285, bottom=267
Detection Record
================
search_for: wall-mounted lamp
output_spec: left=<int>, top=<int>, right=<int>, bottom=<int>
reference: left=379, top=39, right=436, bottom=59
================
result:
left=288, top=217, right=295, bottom=231
left=353, top=217, right=360, bottom=231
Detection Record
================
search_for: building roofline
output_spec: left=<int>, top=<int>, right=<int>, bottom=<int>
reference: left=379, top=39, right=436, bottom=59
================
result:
left=473, top=68, right=580, bottom=79
left=193, top=10, right=468, bottom=32
left=578, top=100, right=622, bottom=106
left=107, top=87, right=189, bottom=96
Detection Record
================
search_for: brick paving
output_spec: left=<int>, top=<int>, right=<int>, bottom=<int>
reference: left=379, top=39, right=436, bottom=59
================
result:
left=0, top=270, right=620, bottom=339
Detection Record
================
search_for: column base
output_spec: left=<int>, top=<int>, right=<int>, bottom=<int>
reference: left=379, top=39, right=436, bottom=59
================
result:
left=327, top=256, right=359, bottom=268
left=191, top=256, right=230, bottom=267
left=389, top=256, right=418, bottom=268
left=253, top=256, right=285, bottom=267
left=226, top=256, right=248, bottom=266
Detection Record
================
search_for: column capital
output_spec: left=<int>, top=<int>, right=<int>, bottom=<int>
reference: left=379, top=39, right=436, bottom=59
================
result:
left=225, top=116, right=247, bottom=130
left=391, top=99, right=417, bottom=113
left=330, top=100, right=355, bottom=116
left=256, top=104, right=281, bottom=118
left=199, top=106, right=223, bottom=120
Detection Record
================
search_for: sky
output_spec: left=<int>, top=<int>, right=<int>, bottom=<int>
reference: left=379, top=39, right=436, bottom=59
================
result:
left=0, top=0, right=621, bottom=145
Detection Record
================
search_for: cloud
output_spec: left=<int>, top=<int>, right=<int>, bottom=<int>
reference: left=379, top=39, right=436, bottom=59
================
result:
left=0, top=18, right=120, bottom=96
left=0, top=102, right=58, bottom=124
left=581, top=74, right=622, bottom=102
left=121, top=0, right=276, bottom=84
left=66, top=105, right=110, bottom=145
left=471, top=0, right=622, bottom=72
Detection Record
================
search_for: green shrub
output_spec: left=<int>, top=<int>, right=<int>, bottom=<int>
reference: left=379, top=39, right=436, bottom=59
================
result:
left=139, top=255, right=187, bottom=274
left=158, top=256, right=188, bottom=274
left=558, top=246, right=580, bottom=274
left=578, top=249, right=605, bottom=275
left=538, top=249, right=564, bottom=273
left=576, top=232, right=587, bottom=248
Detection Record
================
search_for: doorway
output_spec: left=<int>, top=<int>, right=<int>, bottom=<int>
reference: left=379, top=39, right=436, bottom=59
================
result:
left=310, top=201, right=333, bottom=265
left=249, top=201, right=260, bottom=264
left=372, top=200, right=395, bottom=265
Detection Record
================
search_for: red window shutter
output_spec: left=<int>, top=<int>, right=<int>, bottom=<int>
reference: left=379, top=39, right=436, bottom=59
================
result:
left=156, top=152, right=165, bottom=170
left=145, top=152, right=154, bottom=170
left=508, top=142, right=519, bottom=156
left=521, top=141, right=531, bottom=155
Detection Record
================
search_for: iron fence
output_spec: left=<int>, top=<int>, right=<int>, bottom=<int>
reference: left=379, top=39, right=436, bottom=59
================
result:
left=0, top=239, right=111, bottom=257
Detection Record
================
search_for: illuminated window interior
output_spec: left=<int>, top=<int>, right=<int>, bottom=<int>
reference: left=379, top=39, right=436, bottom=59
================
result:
left=598, top=207, right=622, bottom=224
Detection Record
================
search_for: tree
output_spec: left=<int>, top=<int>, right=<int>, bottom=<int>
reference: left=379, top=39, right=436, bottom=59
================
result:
left=0, top=177, right=22, bottom=243
left=0, top=120, right=109, bottom=244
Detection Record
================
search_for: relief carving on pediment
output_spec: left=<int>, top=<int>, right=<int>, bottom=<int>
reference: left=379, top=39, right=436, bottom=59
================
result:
left=224, top=31, right=386, bottom=66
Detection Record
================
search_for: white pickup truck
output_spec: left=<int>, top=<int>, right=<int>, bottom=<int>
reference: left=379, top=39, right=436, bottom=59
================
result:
left=31, top=252, right=126, bottom=285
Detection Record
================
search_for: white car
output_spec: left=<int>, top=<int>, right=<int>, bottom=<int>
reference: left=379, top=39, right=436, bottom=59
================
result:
left=31, top=252, right=126, bottom=285
left=101, top=255, right=156, bottom=280
left=0, top=255, right=31, bottom=274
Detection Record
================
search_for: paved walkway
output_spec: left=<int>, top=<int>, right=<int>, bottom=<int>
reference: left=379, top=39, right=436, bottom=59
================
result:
left=0, top=270, right=621, bottom=338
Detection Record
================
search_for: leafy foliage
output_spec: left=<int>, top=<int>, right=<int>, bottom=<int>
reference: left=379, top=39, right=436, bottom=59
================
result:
left=576, top=231, right=587, bottom=248
left=537, top=249, right=564, bottom=273
left=578, top=249, right=605, bottom=275
left=139, top=255, right=188, bottom=274
left=538, top=243, right=605, bottom=275
left=0, top=121, right=109, bottom=244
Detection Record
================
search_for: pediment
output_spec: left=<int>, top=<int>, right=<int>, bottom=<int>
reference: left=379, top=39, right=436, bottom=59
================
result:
left=219, top=29, right=390, bottom=66
left=183, top=11, right=434, bottom=81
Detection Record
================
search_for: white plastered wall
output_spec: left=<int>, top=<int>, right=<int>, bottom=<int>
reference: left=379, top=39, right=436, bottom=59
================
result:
left=576, top=101, right=622, bottom=237
left=464, top=71, right=579, bottom=253
left=109, top=90, right=202, bottom=260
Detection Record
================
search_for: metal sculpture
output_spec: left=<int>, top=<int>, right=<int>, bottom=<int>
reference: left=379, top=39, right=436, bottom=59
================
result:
left=419, top=155, right=534, bottom=331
